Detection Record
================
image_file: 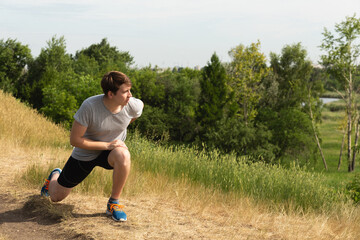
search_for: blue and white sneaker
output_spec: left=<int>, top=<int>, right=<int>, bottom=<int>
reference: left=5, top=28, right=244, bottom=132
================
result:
left=106, top=201, right=127, bottom=222
left=40, top=168, right=62, bottom=197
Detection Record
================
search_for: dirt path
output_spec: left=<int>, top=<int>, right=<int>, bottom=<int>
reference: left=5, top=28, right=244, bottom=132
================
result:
left=1, top=147, right=353, bottom=240
left=0, top=193, right=88, bottom=240
left=0, top=150, right=271, bottom=240
left=0, top=151, right=89, bottom=240
left=2, top=149, right=358, bottom=240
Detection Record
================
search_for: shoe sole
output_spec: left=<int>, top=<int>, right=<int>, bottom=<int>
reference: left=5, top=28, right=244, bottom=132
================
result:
left=106, top=210, right=127, bottom=222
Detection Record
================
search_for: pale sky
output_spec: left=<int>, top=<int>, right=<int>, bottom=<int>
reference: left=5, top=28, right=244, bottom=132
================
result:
left=1, top=0, right=359, bottom=68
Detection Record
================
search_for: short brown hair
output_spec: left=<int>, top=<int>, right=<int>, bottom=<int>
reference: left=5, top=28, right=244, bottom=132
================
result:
left=101, top=71, right=132, bottom=96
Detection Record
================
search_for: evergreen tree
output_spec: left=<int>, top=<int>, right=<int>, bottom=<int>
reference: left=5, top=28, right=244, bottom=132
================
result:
left=197, top=53, right=228, bottom=138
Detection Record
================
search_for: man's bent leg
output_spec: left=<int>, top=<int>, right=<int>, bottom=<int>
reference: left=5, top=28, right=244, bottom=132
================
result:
left=107, top=147, right=131, bottom=200
left=106, top=147, right=130, bottom=221
left=48, top=173, right=72, bottom=202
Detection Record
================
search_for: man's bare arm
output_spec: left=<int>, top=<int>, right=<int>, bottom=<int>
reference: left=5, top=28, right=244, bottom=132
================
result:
left=70, top=120, right=127, bottom=150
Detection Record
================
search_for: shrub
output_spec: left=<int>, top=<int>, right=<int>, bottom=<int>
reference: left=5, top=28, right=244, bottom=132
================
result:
left=346, top=174, right=360, bottom=204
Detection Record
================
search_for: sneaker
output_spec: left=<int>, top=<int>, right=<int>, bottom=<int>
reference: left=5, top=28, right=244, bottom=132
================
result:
left=106, top=201, right=127, bottom=222
left=40, top=168, right=62, bottom=197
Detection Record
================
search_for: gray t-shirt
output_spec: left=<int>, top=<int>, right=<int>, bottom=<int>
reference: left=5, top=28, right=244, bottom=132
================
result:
left=71, top=94, right=143, bottom=161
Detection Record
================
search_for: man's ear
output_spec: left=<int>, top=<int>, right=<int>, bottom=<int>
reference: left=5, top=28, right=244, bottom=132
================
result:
left=107, top=91, right=113, bottom=99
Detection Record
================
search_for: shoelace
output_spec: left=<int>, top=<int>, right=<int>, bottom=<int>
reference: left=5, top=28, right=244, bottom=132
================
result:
left=109, top=203, right=125, bottom=212
left=44, top=179, right=50, bottom=190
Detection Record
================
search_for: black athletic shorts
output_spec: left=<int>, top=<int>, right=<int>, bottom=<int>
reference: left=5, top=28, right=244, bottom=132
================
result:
left=57, top=150, right=113, bottom=188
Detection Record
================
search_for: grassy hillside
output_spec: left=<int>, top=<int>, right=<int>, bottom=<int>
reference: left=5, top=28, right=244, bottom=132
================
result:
left=2, top=90, right=360, bottom=239
left=0, top=89, right=348, bottom=213
left=0, top=90, right=69, bottom=150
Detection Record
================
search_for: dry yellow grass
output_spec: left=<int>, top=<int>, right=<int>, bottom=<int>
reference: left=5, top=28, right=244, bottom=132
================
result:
left=1, top=90, right=360, bottom=239
left=0, top=234, right=8, bottom=240
left=0, top=90, right=69, bottom=150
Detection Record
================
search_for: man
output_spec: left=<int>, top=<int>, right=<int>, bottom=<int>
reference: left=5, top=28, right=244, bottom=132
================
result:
left=40, top=71, right=143, bottom=222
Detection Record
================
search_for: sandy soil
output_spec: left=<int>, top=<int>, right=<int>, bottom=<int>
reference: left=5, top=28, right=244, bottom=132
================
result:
left=0, top=149, right=268, bottom=240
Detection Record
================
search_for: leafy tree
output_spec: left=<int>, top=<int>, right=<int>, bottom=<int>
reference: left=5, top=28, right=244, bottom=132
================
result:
left=74, top=38, right=133, bottom=78
left=197, top=53, right=228, bottom=138
left=270, top=43, right=313, bottom=109
left=258, top=70, right=279, bottom=108
left=219, top=42, right=271, bottom=157
left=72, top=53, right=100, bottom=78
left=228, top=41, right=269, bottom=125
left=128, top=67, right=201, bottom=142
left=127, top=67, right=169, bottom=140
left=273, top=108, right=314, bottom=160
left=41, top=72, right=101, bottom=129
left=319, top=67, right=342, bottom=92
left=205, top=117, right=278, bottom=161
left=0, top=38, right=32, bottom=95
left=26, top=36, right=73, bottom=109
left=23, top=36, right=105, bottom=128
left=41, top=85, right=78, bottom=129
left=161, top=69, right=201, bottom=142
left=320, top=14, right=360, bottom=172
left=128, top=66, right=165, bottom=107
left=130, top=105, right=170, bottom=141
left=268, top=43, right=323, bottom=163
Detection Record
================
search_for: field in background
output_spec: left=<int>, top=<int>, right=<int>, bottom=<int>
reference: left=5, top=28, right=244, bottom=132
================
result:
left=316, top=98, right=360, bottom=189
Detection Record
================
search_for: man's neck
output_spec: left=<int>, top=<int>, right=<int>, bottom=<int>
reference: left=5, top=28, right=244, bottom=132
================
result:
left=102, top=96, right=123, bottom=114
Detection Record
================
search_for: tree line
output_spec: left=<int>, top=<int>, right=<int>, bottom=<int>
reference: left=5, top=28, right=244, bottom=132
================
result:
left=1, top=15, right=360, bottom=170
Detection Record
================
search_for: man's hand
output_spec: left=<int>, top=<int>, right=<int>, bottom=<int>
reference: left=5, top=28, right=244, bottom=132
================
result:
left=107, top=140, right=128, bottom=150
left=71, top=120, right=129, bottom=151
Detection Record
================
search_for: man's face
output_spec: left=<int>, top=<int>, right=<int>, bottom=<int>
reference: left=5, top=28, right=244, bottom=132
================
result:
left=112, top=84, right=132, bottom=106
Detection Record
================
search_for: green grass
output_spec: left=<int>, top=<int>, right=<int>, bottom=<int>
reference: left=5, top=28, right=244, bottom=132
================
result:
left=125, top=132, right=348, bottom=213
left=322, top=91, right=344, bottom=98
left=14, top=89, right=357, bottom=214
left=24, top=130, right=348, bottom=213
left=314, top=99, right=360, bottom=191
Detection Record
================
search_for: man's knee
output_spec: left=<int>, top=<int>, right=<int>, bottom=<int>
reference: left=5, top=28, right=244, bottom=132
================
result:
left=50, top=194, right=65, bottom=203
left=49, top=181, right=71, bottom=202
left=109, top=147, right=131, bottom=167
